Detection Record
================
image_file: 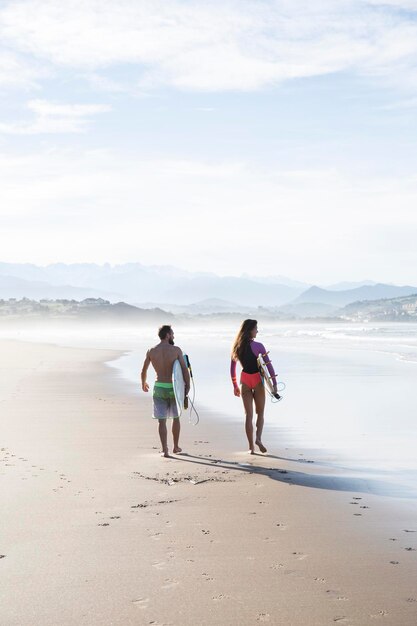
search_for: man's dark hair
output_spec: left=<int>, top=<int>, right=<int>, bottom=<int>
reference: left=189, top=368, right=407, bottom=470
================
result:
left=158, top=325, right=172, bottom=340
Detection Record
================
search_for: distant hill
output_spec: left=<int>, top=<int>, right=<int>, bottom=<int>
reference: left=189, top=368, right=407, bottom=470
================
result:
left=293, top=284, right=417, bottom=307
left=277, top=301, right=340, bottom=319
left=0, top=262, right=303, bottom=307
left=139, top=298, right=254, bottom=315
left=0, top=275, right=120, bottom=301
left=241, top=274, right=310, bottom=290
left=2, top=263, right=416, bottom=315
left=161, top=276, right=299, bottom=307
left=0, top=298, right=173, bottom=325
left=339, top=293, right=417, bottom=321
left=326, top=280, right=377, bottom=291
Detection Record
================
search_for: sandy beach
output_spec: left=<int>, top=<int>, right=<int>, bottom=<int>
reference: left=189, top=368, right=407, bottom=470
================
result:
left=1, top=339, right=417, bottom=626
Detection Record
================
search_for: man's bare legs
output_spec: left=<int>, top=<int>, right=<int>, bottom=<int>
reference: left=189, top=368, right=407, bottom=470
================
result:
left=241, top=383, right=255, bottom=454
left=172, top=418, right=182, bottom=454
left=158, top=419, right=169, bottom=457
left=158, top=418, right=182, bottom=456
left=253, top=383, right=267, bottom=453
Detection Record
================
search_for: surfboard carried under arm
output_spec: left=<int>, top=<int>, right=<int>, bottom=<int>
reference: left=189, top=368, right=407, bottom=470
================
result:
left=172, top=359, right=185, bottom=417
left=257, top=352, right=285, bottom=401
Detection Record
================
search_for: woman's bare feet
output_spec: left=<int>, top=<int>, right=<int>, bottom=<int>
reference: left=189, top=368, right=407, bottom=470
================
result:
left=173, top=446, right=182, bottom=454
left=255, top=439, right=267, bottom=453
left=161, top=448, right=170, bottom=458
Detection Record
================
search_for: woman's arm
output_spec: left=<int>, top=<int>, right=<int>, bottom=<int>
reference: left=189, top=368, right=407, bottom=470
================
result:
left=252, top=342, right=277, bottom=384
left=230, top=358, right=241, bottom=396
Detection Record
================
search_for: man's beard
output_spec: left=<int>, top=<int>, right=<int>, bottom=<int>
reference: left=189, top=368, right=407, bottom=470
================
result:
left=169, top=339, right=175, bottom=345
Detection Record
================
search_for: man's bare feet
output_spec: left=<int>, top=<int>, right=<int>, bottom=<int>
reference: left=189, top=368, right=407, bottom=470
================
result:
left=161, top=449, right=170, bottom=458
left=173, top=446, right=182, bottom=454
left=255, top=439, right=267, bottom=453
left=249, top=448, right=255, bottom=455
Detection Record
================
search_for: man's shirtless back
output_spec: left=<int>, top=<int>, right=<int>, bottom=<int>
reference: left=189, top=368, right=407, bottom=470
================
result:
left=148, top=342, right=182, bottom=383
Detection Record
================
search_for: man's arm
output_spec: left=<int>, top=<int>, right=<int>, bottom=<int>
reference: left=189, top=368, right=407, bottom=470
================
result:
left=177, top=349, right=191, bottom=395
left=141, top=350, right=151, bottom=392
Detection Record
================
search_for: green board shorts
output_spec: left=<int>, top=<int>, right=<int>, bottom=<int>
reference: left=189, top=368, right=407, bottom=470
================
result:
left=153, top=382, right=179, bottom=419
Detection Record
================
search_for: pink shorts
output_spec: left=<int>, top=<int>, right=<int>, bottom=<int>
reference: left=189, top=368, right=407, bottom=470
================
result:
left=240, top=371, right=262, bottom=390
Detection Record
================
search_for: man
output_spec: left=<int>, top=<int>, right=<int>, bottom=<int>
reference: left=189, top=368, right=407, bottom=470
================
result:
left=141, top=325, right=190, bottom=457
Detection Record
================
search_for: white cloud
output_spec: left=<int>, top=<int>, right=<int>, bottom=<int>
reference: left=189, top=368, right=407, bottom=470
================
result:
left=1, top=1, right=417, bottom=92
left=0, top=99, right=111, bottom=134
left=1, top=147, right=417, bottom=282
left=0, top=49, right=49, bottom=88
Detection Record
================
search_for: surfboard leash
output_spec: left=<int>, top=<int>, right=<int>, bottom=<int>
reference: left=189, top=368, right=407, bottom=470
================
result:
left=184, top=354, right=200, bottom=425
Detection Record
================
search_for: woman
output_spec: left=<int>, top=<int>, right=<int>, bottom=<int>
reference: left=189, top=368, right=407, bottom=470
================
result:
left=230, top=319, right=278, bottom=454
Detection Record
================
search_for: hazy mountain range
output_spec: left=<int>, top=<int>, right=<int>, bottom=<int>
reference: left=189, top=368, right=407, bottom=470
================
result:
left=0, top=262, right=416, bottom=316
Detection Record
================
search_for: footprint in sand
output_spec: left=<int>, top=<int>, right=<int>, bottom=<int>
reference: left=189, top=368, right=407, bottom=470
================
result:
left=283, top=569, right=303, bottom=578
left=132, top=597, right=149, bottom=609
left=98, top=523, right=110, bottom=527
left=333, top=618, right=349, bottom=624
left=314, top=577, right=326, bottom=583
left=152, top=561, right=167, bottom=570
left=256, top=613, right=271, bottom=622
left=292, top=552, right=308, bottom=560
left=0, top=555, right=6, bottom=559
left=212, top=594, right=229, bottom=602
left=162, top=578, right=179, bottom=589
left=404, top=547, right=416, bottom=551
left=150, top=533, right=162, bottom=540
left=326, top=590, right=347, bottom=600
left=389, top=561, right=399, bottom=565
left=370, top=610, right=388, bottom=619
left=202, top=572, right=214, bottom=581
left=202, top=529, right=210, bottom=535
left=270, top=563, right=284, bottom=570
left=406, top=598, right=417, bottom=603
left=109, top=516, right=120, bottom=520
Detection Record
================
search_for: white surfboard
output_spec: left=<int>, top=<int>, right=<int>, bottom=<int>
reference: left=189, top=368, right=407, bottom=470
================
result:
left=257, top=352, right=285, bottom=400
left=257, top=353, right=275, bottom=395
left=172, top=359, right=185, bottom=417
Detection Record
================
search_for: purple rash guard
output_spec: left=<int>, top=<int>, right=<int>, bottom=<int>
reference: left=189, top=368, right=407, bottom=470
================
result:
left=230, top=340, right=277, bottom=390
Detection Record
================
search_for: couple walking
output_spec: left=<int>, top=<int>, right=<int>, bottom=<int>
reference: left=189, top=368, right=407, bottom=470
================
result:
left=141, top=319, right=279, bottom=457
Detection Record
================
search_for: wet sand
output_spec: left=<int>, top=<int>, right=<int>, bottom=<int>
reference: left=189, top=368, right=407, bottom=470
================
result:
left=1, top=339, right=417, bottom=626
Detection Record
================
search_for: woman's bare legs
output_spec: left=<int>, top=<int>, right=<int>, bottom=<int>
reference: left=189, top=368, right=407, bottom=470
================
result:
left=253, top=383, right=267, bottom=453
left=241, top=383, right=255, bottom=453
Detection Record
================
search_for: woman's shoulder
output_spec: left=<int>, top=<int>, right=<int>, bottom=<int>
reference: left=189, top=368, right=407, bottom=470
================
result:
left=251, top=340, right=266, bottom=355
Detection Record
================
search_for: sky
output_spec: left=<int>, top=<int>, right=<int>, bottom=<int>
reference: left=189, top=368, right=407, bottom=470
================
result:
left=1, top=0, right=417, bottom=284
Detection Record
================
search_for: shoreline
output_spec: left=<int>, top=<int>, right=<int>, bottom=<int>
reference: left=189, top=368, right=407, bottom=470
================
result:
left=2, top=339, right=417, bottom=625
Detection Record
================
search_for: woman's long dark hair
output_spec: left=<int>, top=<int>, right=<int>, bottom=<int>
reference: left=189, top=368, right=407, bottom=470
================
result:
left=231, top=319, right=257, bottom=362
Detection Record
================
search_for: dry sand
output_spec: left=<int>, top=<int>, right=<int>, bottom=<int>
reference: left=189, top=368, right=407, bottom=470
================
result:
left=1, top=339, right=417, bottom=626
